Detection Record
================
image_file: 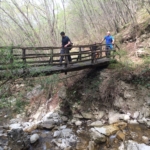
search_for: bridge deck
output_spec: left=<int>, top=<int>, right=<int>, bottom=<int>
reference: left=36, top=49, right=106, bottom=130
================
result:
left=28, top=57, right=110, bottom=76
left=0, top=57, right=110, bottom=79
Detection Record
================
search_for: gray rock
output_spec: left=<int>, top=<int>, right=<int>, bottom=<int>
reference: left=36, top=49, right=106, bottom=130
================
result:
left=133, top=111, right=139, bottom=119
left=7, top=128, right=30, bottom=150
left=128, top=120, right=138, bottom=124
left=146, top=120, right=150, bottom=127
left=61, top=116, right=68, bottom=122
left=94, top=111, right=105, bottom=120
left=108, top=111, right=124, bottom=124
left=42, top=119, right=55, bottom=129
left=10, top=118, right=21, bottom=124
left=47, top=112, right=59, bottom=119
left=123, top=114, right=130, bottom=121
left=88, top=141, right=95, bottom=150
left=3, top=146, right=7, bottom=150
left=124, top=140, right=150, bottom=150
left=94, top=125, right=119, bottom=136
left=142, top=136, right=150, bottom=145
left=60, top=125, right=67, bottom=130
left=81, top=112, right=92, bottom=119
left=89, top=128, right=106, bottom=144
left=30, top=133, right=39, bottom=144
left=61, top=129, right=72, bottom=138
left=75, top=121, right=82, bottom=126
left=9, top=123, right=22, bottom=130
left=0, top=147, right=3, bottom=150
left=73, top=114, right=83, bottom=119
left=89, top=121, right=103, bottom=127
left=53, top=131, right=61, bottom=138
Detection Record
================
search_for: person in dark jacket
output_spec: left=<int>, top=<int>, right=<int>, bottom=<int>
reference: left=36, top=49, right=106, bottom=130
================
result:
left=59, top=31, right=72, bottom=66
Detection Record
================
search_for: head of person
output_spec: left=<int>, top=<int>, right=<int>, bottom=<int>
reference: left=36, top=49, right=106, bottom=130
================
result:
left=107, top=31, right=111, bottom=36
left=60, top=31, right=65, bottom=37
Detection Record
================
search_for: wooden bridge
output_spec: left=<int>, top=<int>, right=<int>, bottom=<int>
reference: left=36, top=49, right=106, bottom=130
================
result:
left=0, top=44, right=118, bottom=79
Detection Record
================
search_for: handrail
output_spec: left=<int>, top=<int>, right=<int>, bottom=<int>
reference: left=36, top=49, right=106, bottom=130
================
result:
left=0, top=44, right=118, bottom=71
left=0, top=43, right=115, bottom=49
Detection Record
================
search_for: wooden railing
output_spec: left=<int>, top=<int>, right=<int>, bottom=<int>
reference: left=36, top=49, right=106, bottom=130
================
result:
left=0, top=43, right=117, bottom=71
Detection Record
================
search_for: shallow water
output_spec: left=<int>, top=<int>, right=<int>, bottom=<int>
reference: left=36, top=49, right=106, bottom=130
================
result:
left=28, top=123, right=150, bottom=150
left=0, top=122, right=149, bottom=150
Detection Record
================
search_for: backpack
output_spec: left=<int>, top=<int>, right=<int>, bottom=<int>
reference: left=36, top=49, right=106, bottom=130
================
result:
left=67, top=42, right=73, bottom=50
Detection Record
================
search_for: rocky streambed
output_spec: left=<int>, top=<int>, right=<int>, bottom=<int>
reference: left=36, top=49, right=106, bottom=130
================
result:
left=0, top=111, right=150, bottom=150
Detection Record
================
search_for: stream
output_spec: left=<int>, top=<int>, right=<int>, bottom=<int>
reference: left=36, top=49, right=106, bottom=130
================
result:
left=28, top=123, right=150, bottom=150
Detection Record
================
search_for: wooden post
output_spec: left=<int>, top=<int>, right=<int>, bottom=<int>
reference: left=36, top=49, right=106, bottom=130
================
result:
left=50, top=49, right=53, bottom=64
left=100, top=44, right=102, bottom=58
left=91, top=46, right=94, bottom=64
left=79, top=47, right=81, bottom=61
left=22, top=48, right=26, bottom=73
left=10, top=48, right=13, bottom=64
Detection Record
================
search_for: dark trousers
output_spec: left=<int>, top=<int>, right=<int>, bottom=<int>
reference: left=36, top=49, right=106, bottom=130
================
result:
left=106, top=46, right=112, bottom=57
left=60, top=48, right=72, bottom=63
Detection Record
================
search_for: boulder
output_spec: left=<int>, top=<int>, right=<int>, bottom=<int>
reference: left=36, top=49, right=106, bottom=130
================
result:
left=89, top=128, right=106, bottom=143
left=53, top=131, right=61, bottom=138
left=0, top=147, right=3, bottom=150
left=75, top=121, right=82, bottom=126
left=30, top=133, right=39, bottom=144
left=133, top=111, right=139, bottom=119
left=94, top=111, right=105, bottom=120
left=81, top=112, right=93, bottom=119
left=113, top=122, right=127, bottom=130
left=23, top=123, right=37, bottom=132
left=10, top=118, right=21, bottom=124
left=89, top=121, right=103, bottom=127
left=123, top=114, right=130, bottom=121
left=142, top=136, right=150, bottom=145
left=41, top=119, right=55, bottom=129
left=94, top=125, right=119, bottom=136
left=116, top=131, right=125, bottom=141
left=73, top=114, right=83, bottom=119
left=7, top=128, right=30, bottom=150
left=9, top=123, right=22, bottom=130
left=88, top=141, right=95, bottom=150
left=124, top=140, right=150, bottom=150
left=61, top=129, right=72, bottom=138
left=108, top=111, right=124, bottom=124
left=128, top=120, right=138, bottom=124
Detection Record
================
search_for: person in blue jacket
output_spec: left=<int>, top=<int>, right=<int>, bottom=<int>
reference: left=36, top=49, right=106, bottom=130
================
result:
left=101, top=31, right=114, bottom=57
